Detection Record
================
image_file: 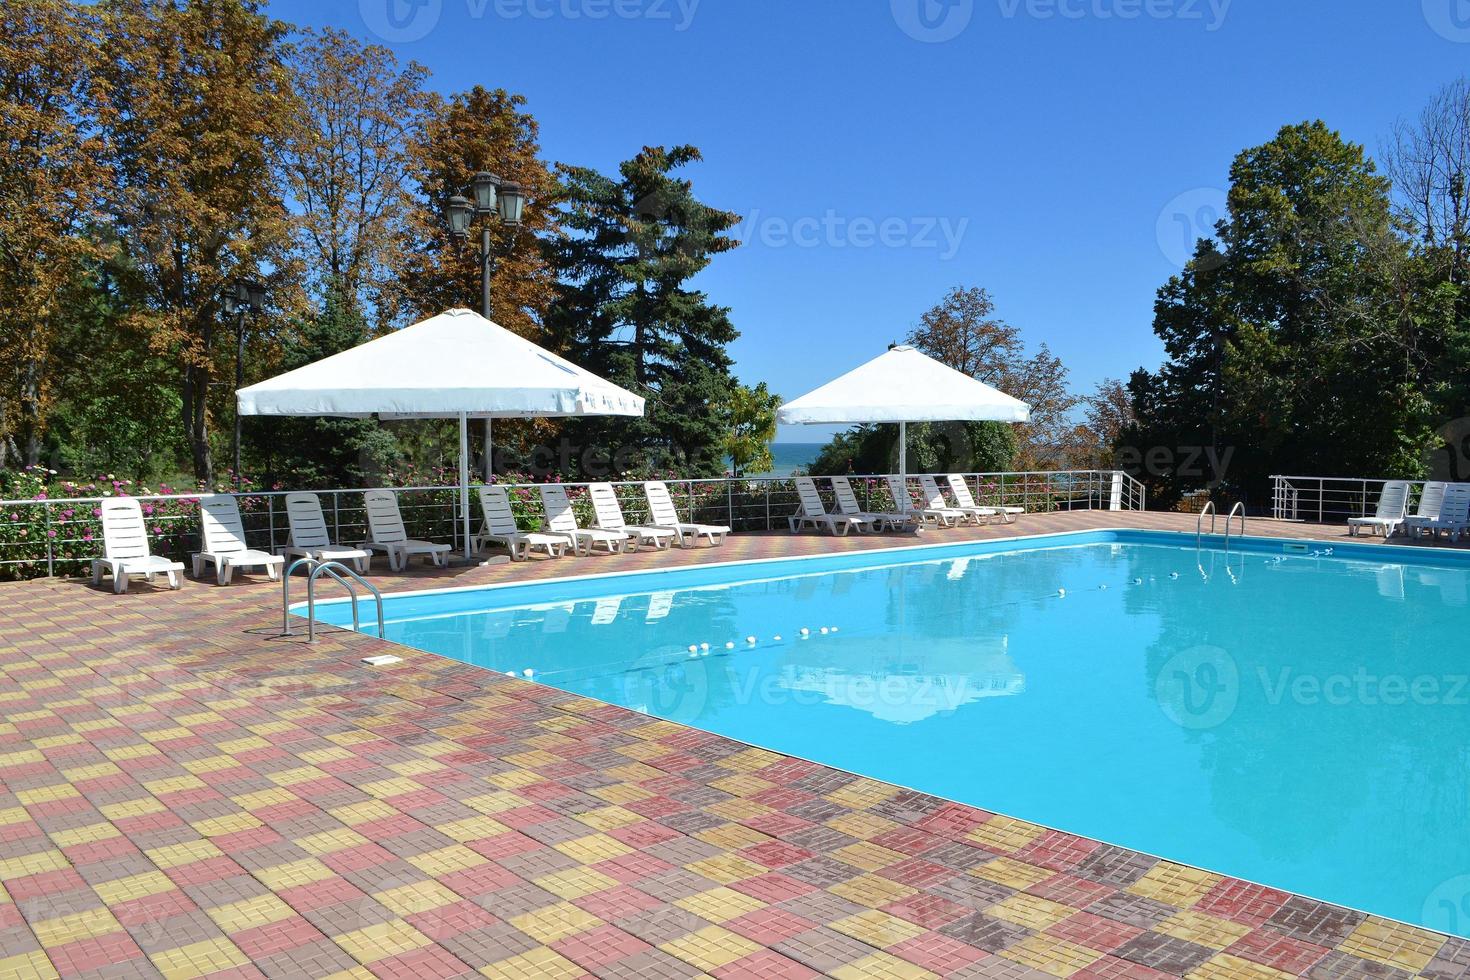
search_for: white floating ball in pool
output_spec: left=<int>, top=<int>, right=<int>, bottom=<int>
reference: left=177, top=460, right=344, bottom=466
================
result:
left=1133, top=577, right=1143, bottom=585
left=746, top=636, right=757, bottom=645
left=700, top=642, right=710, bottom=651
left=725, top=641, right=735, bottom=650
left=522, top=668, right=535, bottom=678
left=1169, top=572, right=1180, bottom=580
left=504, top=671, right=516, bottom=677
left=819, top=627, right=830, bottom=635
left=1057, top=588, right=1066, bottom=598
left=773, top=635, right=783, bottom=642
left=688, top=644, right=698, bottom=654
left=830, top=626, right=839, bottom=633
left=800, top=627, right=810, bottom=636
left=1100, top=584, right=1108, bottom=590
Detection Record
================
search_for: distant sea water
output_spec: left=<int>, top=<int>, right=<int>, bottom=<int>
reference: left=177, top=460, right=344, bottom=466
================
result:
left=739, top=442, right=824, bottom=478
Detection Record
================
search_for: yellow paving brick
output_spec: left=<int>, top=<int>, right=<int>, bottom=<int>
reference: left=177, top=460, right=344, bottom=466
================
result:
left=32, top=907, right=124, bottom=948
left=588, top=783, right=652, bottom=805
left=479, top=946, right=584, bottom=980
left=826, top=810, right=899, bottom=840
left=965, top=814, right=1044, bottom=853
left=145, top=839, right=223, bottom=869
left=694, top=822, right=769, bottom=850
left=1127, top=863, right=1222, bottom=908
left=0, top=850, right=69, bottom=880
left=534, top=867, right=618, bottom=901
left=206, top=893, right=295, bottom=932
left=190, top=813, right=262, bottom=838
left=102, top=744, right=162, bottom=762
left=230, top=788, right=297, bottom=810
left=1337, top=917, right=1445, bottom=973
left=554, top=833, right=633, bottom=864
left=335, top=919, right=433, bottom=964
left=1001, top=934, right=1104, bottom=977
left=359, top=776, right=422, bottom=798
left=988, top=893, right=1076, bottom=931
left=16, top=785, right=80, bottom=806
left=972, top=857, right=1053, bottom=890
left=826, top=778, right=899, bottom=810
left=830, top=950, right=939, bottom=980
left=255, top=858, right=335, bottom=890
left=216, top=735, right=272, bottom=754
left=674, top=887, right=766, bottom=923
left=659, top=925, right=761, bottom=971
left=704, top=798, right=772, bottom=823
left=485, top=769, right=542, bottom=790
left=182, top=755, right=241, bottom=775
left=709, top=773, right=776, bottom=797
left=375, top=881, right=461, bottom=916
left=1159, top=909, right=1253, bottom=949
left=59, top=762, right=121, bottom=782
left=0, top=807, right=30, bottom=828
left=462, top=791, right=524, bottom=816
left=387, top=758, right=446, bottom=777
left=0, top=749, right=44, bottom=768
left=329, top=799, right=398, bottom=825
left=1187, top=953, right=1297, bottom=980
left=685, top=854, right=767, bottom=884
left=830, top=909, right=927, bottom=948
left=829, top=873, right=918, bottom=908
left=268, top=766, right=328, bottom=787
left=149, top=939, right=250, bottom=978
left=407, top=845, right=488, bottom=877
left=49, top=822, right=121, bottom=848
left=299, top=747, right=355, bottom=764
left=508, top=901, right=602, bottom=944
left=574, top=805, right=642, bottom=831
left=0, top=950, right=58, bottom=979
left=832, top=841, right=910, bottom=872
left=504, top=749, right=562, bottom=768
left=98, top=797, right=164, bottom=820
left=94, top=871, right=175, bottom=905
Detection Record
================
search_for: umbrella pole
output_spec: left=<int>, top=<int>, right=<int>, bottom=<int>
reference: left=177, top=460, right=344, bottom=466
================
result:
left=484, top=418, right=493, bottom=483
left=899, top=421, right=907, bottom=482
left=459, top=412, right=472, bottom=561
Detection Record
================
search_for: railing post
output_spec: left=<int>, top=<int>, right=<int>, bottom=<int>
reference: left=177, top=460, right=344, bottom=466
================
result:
left=764, top=481, right=771, bottom=531
left=727, top=479, right=733, bottom=531
left=44, top=502, right=54, bottom=578
left=267, top=495, right=276, bottom=551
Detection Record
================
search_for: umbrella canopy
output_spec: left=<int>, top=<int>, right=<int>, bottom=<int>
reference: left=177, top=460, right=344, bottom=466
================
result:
left=778, top=344, right=1031, bottom=481
left=238, top=308, right=643, bottom=419
left=778, top=344, right=1030, bottom=425
left=238, top=308, right=644, bottom=561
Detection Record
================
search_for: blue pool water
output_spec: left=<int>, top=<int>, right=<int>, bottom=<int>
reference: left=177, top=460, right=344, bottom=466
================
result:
left=316, top=530, right=1470, bottom=936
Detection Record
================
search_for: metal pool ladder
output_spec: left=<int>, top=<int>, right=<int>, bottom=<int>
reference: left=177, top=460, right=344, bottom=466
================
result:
left=281, top=558, right=385, bottom=643
left=1196, top=501, right=1216, bottom=549
left=1223, top=502, right=1246, bottom=550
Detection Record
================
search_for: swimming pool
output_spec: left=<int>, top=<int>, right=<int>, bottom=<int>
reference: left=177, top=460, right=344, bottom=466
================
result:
left=314, top=529, right=1470, bottom=936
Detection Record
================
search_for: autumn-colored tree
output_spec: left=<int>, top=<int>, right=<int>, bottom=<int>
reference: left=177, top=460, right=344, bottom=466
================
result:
left=0, top=0, right=109, bottom=466
left=1073, top=378, right=1134, bottom=466
left=393, top=86, right=557, bottom=338
left=94, top=0, right=297, bottom=484
left=280, top=28, right=432, bottom=318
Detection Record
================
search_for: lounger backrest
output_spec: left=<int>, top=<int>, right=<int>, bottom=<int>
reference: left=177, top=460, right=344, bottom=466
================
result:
left=1376, top=481, right=1410, bottom=519
left=947, top=475, right=978, bottom=509
left=99, top=497, right=151, bottom=560
left=478, top=486, right=520, bottom=536
left=883, top=476, right=915, bottom=514
left=918, top=475, right=950, bottom=510
left=539, top=484, right=581, bottom=535
left=645, top=482, right=681, bottom=526
left=830, top=476, right=863, bottom=516
left=794, top=477, right=828, bottom=517
left=588, top=483, right=627, bottom=529
left=1416, top=482, right=1448, bottom=519
left=364, top=490, right=409, bottom=544
left=1440, top=483, right=1470, bottom=523
left=199, top=495, right=249, bottom=555
left=285, top=492, right=332, bottom=549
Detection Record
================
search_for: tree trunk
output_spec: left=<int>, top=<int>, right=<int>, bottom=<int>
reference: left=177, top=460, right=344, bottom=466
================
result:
left=184, top=315, right=214, bottom=486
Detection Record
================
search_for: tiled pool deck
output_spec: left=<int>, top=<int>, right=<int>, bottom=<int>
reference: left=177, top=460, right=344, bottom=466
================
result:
left=2, top=512, right=1468, bottom=979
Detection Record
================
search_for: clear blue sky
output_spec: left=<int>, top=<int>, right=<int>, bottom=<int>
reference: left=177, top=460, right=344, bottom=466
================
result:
left=268, top=0, right=1469, bottom=441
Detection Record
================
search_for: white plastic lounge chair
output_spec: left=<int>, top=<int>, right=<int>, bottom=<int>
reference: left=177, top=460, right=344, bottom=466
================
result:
left=884, top=475, right=958, bottom=528
left=588, top=483, right=675, bottom=550
left=789, top=477, right=869, bottom=535
left=540, top=484, right=628, bottom=556
left=830, top=475, right=913, bottom=531
left=948, top=474, right=1022, bottom=524
left=91, top=497, right=185, bottom=593
left=192, top=495, right=284, bottom=585
left=1348, top=481, right=1409, bottom=538
left=1409, top=482, right=1470, bottom=541
left=1400, top=482, right=1448, bottom=539
left=281, top=492, right=371, bottom=573
left=644, top=482, right=730, bottom=547
left=361, top=489, right=452, bottom=571
left=474, top=485, right=569, bottom=561
left=920, top=475, right=987, bottom=526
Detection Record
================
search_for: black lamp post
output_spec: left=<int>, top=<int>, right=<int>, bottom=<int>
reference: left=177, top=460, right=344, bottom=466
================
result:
left=445, top=173, right=526, bottom=481
left=223, top=280, right=267, bottom=489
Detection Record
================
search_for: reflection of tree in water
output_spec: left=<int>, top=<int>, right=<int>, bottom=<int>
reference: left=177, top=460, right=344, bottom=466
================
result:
left=1138, top=550, right=1470, bottom=866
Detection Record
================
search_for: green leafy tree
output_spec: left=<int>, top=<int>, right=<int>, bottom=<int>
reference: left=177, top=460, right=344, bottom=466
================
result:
left=549, top=145, right=741, bottom=477
left=723, top=382, right=780, bottom=476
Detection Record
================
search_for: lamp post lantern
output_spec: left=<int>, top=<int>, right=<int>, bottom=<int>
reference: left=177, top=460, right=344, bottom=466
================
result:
left=445, top=172, right=526, bottom=481
left=223, top=280, right=267, bottom=490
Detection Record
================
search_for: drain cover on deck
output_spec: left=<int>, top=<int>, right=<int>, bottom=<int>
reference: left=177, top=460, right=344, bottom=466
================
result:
left=361, top=655, right=402, bottom=667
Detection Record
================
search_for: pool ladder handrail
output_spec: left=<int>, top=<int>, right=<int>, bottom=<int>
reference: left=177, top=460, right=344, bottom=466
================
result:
left=1196, top=500, right=1216, bottom=549
left=282, top=558, right=385, bottom=644
left=1223, top=501, right=1246, bottom=551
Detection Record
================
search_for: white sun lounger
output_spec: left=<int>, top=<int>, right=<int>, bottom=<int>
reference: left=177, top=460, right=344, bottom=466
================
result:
left=830, top=475, right=913, bottom=531
left=1348, top=480, right=1410, bottom=538
left=192, top=495, right=284, bottom=585
left=281, top=492, right=371, bottom=573
left=948, top=474, right=1022, bottom=524
left=362, top=489, right=452, bottom=571
left=789, top=477, right=870, bottom=535
left=884, top=475, right=958, bottom=528
left=919, top=475, right=987, bottom=526
left=1400, top=482, right=1448, bottom=539
left=540, top=484, right=628, bottom=556
left=1408, top=482, right=1470, bottom=541
left=589, top=483, right=675, bottom=550
left=91, top=497, right=185, bottom=593
left=475, top=485, right=569, bottom=560
left=644, top=481, right=730, bottom=547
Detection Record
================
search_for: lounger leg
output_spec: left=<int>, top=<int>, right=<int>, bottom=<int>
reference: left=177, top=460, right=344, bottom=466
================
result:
left=354, top=557, right=369, bottom=574
left=191, top=555, right=203, bottom=578
left=167, top=570, right=181, bottom=590
left=92, top=561, right=103, bottom=587
left=267, top=563, right=280, bottom=582
left=218, top=563, right=231, bottom=586
left=113, top=572, right=127, bottom=594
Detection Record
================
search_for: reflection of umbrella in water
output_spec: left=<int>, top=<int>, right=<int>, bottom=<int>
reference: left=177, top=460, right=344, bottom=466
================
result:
left=778, top=633, right=1024, bottom=725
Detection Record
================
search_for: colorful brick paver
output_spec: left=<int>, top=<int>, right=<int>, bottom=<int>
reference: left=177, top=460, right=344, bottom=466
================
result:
left=1, top=512, right=1466, bottom=978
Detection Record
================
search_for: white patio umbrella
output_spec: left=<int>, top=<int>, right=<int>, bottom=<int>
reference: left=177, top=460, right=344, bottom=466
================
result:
left=777, top=344, right=1030, bottom=478
left=237, top=308, right=644, bottom=561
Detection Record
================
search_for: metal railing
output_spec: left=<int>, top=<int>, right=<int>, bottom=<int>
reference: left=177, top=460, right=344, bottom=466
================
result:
left=0, top=469, right=1146, bottom=579
left=1270, top=475, right=1429, bottom=524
